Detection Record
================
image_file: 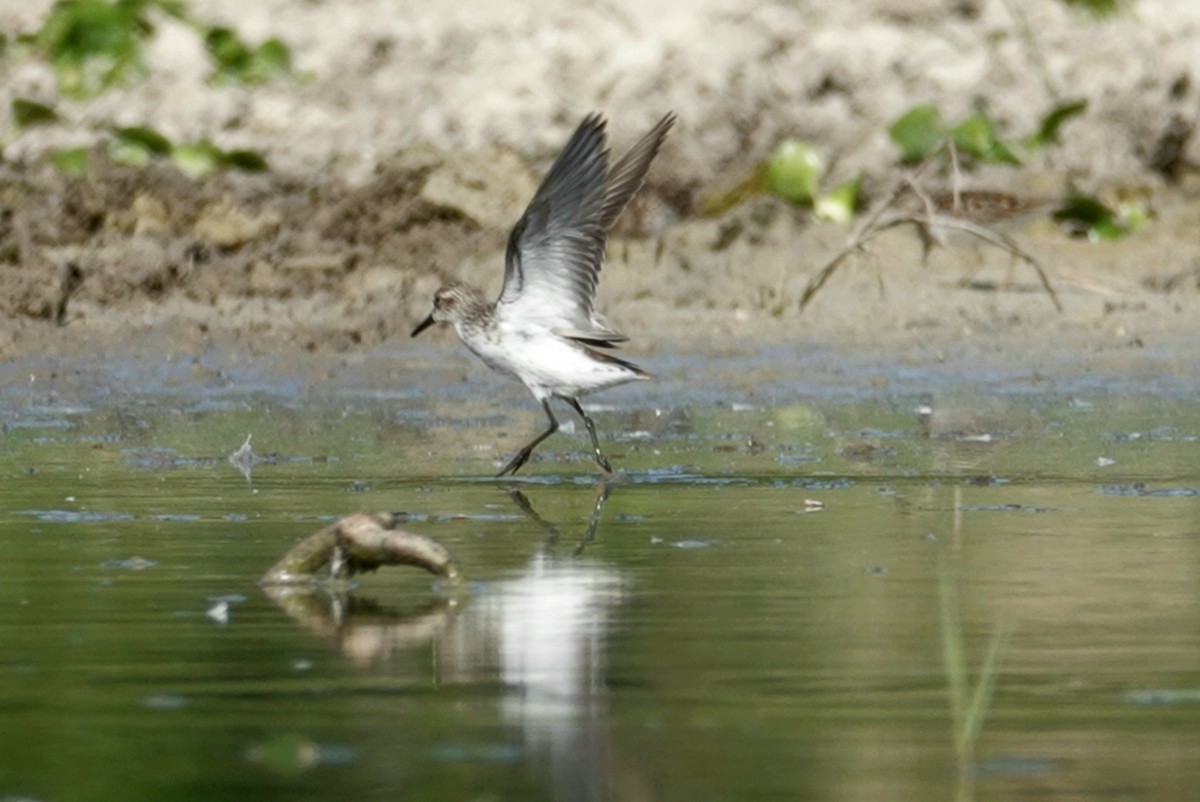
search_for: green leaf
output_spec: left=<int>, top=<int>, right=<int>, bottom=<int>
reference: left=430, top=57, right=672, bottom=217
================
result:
left=814, top=178, right=860, bottom=224
left=149, top=0, right=189, bottom=20
left=252, top=38, right=292, bottom=76
left=171, top=140, right=224, bottom=178
left=765, top=139, right=826, bottom=205
left=1053, top=194, right=1110, bottom=225
left=108, top=138, right=153, bottom=166
left=699, top=164, right=766, bottom=216
left=12, top=98, right=60, bottom=129
left=949, top=114, right=989, bottom=154
left=950, top=112, right=1023, bottom=165
left=49, top=147, right=91, bottom=176
left=108, top=126, right=172, bottom=166
left=222, top=149, right=269, bottom=172
left=1053, top=193, right=1145, bottom=242
left=1118, top=200, right=1149, bottom=233
left=1026, top=99, right=1088, bottom=149
left=205, top=26, right=249, bottom=70
left=889, top=105, right=945, bottom=164
left=36, top=0, right=152, bottom=97
left=205, top=27, right=291, bottom=84
left=986, top=138, right=1023, bottom=166
left=167, top=140, right=269, bottom=177
left=1060, top=0, right=1126, bottom=18
left=114, top=125, right=172, bottom=154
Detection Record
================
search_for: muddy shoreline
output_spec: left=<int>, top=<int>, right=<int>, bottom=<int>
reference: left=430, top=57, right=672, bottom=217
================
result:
left=1, top=1, right=1198, bottom=402
left=0, top=171, right=1197, bottom=405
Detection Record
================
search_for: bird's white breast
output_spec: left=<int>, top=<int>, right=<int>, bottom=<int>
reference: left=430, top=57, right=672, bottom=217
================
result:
left=459, top=320, right=641, bottom=401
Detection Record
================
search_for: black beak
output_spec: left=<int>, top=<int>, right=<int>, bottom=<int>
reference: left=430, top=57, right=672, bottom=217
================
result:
left=411, top=314, right=436, bottom=338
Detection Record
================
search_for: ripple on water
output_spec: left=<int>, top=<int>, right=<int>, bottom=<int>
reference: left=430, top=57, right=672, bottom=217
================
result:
left=100, top=557, right=157, bottom=570
left=1099, top=484, right=1200, bottom=497
left=16, top=509, right=135, bottom=523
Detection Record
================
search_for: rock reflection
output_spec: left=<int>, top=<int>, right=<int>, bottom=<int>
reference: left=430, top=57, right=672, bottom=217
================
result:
left=264, top=483, right=635, bottom=801
left=261, top=585, right=460, bottom=666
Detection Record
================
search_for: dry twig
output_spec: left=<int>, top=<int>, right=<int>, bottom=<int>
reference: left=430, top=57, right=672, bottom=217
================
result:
left=795, top=148, right=1062, bottom=313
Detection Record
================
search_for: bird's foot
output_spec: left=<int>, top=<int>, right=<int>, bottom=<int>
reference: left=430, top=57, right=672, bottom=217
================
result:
left=496, top=450, right=532, bottom=477
left=592, top=448, right=614, bottom=475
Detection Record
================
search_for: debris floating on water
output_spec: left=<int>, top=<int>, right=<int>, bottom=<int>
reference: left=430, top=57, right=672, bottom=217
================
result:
left=101, top=556, right=157, bottom=570
left=244, top=733, right=359, bottom=774
left=207, top=601, right=231, bottom=625
left=141, top=692, right=189, bottom=711
left=228, top=434, right=258, bottom=481
left=259, top=511, right=461, bottom=586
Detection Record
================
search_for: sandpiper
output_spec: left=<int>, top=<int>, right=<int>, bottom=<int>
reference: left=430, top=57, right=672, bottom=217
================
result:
left=412, top=112, right=675, bottom=476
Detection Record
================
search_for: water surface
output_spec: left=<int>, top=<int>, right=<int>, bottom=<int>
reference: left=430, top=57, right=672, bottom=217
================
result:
left=1, top=379, right=1198, bottom=801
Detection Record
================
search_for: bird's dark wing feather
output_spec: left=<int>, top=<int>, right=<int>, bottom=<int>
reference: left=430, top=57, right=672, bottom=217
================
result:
left=496, top=113, right=675, bottom=340
left=599, top=112, right=676, bottom=232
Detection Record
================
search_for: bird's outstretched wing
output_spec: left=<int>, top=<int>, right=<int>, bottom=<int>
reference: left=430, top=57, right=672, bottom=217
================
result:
left=495, top=112, right=675, bottom=344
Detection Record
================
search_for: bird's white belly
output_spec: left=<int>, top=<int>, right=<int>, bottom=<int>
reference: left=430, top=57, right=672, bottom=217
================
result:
left=463, top=326, right=639, bottom=401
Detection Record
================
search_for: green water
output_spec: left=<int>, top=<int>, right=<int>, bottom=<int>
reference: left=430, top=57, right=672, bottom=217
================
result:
left=2, top=388, right=1199, bottom=801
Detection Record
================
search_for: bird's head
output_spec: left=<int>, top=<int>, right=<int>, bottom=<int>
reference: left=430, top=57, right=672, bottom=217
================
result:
left=411, top=283, right=484, bottom=337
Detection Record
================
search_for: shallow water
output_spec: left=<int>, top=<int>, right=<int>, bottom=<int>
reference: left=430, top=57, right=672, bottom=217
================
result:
left=2, top=377, right=1199, bottom=801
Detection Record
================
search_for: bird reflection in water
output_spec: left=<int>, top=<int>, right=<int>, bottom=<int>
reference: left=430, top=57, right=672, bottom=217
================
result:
left=262, top=481, right=639, bottom=801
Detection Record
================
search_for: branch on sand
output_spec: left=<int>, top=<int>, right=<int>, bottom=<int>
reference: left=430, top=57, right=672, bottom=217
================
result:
left=794, top=151, right=1063, bottom=314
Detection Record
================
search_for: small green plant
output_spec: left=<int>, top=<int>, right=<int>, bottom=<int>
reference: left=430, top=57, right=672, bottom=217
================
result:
left=22, top=0, right=186, bottom=97
left=889, top=100, right=1088, bottom=166
left=107, top=124, right=172, bottom=165
left=813, top=177, right=861, bottom=224
left=939, top=553, right=1010, bottom=769
left=888, top=100, right=1149, bottom=244
left=204, top=26, right=292, bottom=85
left=1059, top=0, right=1130, bottom=18
left=763, top=139, right=861, bottom=221
left=17, top=0, right=295, bottom=96
left=169, top=138, right=267, bottom=177
left=1053, top=193, right=1149, bottom=241
left=702, top=138, right=861, bottom=221
left=49, top=147, right=91, bottom=175
left=765, top=139, right=825, bottom=204
left=5, top=1, right=285, bottom=177
left=11, top=98, right=61, bottom=128
left=889, top=105, right=946, bottom=165
left=11, top=97, right=269, bottom=177
left=1025, top=99, right=1089, bottom=149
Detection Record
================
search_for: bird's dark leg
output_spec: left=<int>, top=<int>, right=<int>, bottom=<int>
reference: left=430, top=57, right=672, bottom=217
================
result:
left=497, top=399, right=559, bottom=477
left=574, top=479, right=614, bottom=555
left=506, top=488, right=562, bottom=545
left=565, top=397, right=613, bottom=474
